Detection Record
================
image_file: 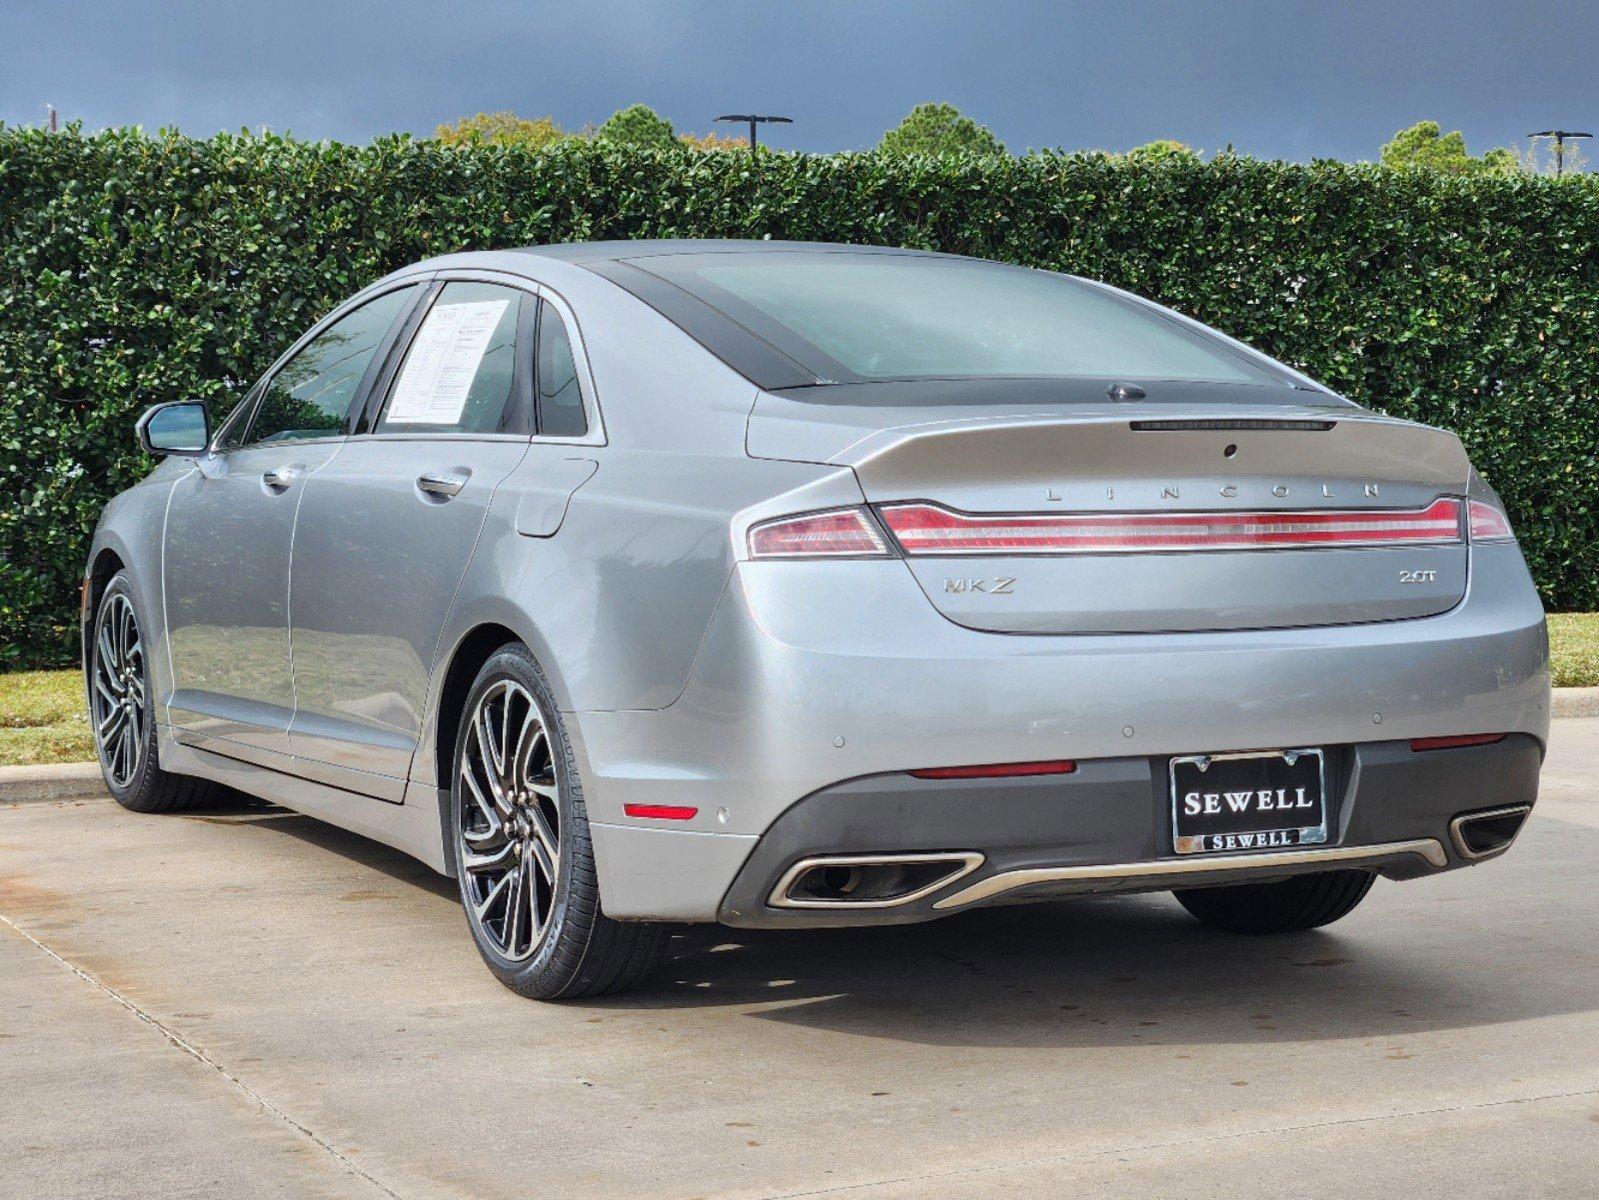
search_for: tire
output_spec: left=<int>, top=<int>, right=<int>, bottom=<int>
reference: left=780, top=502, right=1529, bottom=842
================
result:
left=450, top=643, right=668, bottom=999
left=89, top=571, right=215, bottom=814
left=1172, top=869, right=1376, bottom=934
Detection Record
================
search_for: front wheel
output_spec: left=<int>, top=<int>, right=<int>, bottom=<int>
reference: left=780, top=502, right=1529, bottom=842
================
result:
left=1172, top=869, right=1375, bottom=934
left=451, top=644, right=668, bottom=999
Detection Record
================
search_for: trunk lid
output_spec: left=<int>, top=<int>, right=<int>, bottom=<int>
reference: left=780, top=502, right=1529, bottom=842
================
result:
left=748, top=383, right=1471, bottom=634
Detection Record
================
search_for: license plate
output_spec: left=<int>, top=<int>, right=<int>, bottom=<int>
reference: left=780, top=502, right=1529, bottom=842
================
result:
left=1169, top=749, right=1328, bottom=855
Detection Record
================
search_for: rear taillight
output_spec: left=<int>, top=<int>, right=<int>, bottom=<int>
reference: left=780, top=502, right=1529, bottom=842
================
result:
left=1410, top=733, right=1506, bottom=752
left=878, top=498, right=1463, bottom=555
left=909, top=760, right=1077, bottom=779
left=748, top=507, right=890, bottom=559
left=1468, top=499, right=1514, bottom=542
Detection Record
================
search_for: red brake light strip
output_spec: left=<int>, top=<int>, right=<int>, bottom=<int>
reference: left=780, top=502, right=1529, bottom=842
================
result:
left=909, top=760, right=1077, bottom=779
left=1409, top=733, right=1505, bottom=752
left=880, top=498, right=1463, bottom=555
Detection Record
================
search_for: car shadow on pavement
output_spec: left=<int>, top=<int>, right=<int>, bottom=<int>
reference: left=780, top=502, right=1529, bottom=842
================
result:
left=177, top=792, right=459, bottom=901
left=617, top=897, right=1586, bottom=1049
left=182, top=794, right=1596, bottom=1051
left=613, top=814, right=1598, bottom=1049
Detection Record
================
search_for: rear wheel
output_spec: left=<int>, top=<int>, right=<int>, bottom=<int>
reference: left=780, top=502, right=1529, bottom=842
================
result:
left=451, top=644, right=668, bottom=999
left=1172, top=869, right=1375, bottom=934
left=90, top=572, right=214, bottom=813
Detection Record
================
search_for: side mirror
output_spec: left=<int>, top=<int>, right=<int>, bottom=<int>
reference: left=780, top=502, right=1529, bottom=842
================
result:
left=136, top=401, right=211, bottom=457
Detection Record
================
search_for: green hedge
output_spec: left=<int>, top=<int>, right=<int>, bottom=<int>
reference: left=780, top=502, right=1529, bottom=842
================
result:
left=3, top=127, right=1597, bottom=665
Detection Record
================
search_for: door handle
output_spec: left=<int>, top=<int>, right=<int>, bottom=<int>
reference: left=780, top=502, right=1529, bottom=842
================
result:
left=262, top=465, right=299, bottom=491
left=417, top=471, right=470, bottom=499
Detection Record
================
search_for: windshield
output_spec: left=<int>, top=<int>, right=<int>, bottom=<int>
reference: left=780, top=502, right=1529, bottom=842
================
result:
left=634, top=252, right=1284, bottom=386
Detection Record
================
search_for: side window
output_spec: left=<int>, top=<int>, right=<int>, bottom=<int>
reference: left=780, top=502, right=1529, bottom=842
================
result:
left=536, top=301, right=589, bottom=438
left=376, top=282, right=528, bottom=434
left=245, top=286, right=417, bottom=447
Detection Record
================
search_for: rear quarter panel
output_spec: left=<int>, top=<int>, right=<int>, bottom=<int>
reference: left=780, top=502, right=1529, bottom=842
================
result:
left=413, top=261, right=854, bottom=789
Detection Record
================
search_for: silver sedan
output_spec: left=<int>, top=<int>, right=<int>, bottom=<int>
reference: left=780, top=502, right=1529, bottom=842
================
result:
left=85, top=241, right=1549, bottom=998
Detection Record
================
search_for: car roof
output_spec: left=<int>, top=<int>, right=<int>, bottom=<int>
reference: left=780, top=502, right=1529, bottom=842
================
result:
left=513, top=238, right=961, bottom=264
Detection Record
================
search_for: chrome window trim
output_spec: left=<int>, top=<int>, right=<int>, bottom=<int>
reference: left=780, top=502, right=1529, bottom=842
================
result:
left=219, top=435, right=349, bottom=450
left=355, top=432, right=533, bottom=445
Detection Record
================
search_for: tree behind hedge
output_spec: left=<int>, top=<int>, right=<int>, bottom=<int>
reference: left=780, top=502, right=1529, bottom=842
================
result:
left=877, top=102, right=1007, bottom=156
left=2, top=127, right=1596, bottom=665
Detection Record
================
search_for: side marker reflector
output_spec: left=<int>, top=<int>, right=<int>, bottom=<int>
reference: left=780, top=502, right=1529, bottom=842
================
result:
left=623, top=804, right=700, bottom=821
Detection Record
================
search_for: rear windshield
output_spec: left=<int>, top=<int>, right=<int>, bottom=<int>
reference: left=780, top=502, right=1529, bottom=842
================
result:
left=633, top=251, right=1284, bottom=387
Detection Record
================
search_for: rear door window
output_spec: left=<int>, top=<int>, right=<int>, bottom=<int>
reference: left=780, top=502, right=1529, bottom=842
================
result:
left=375, top=282, right=531, bottom=434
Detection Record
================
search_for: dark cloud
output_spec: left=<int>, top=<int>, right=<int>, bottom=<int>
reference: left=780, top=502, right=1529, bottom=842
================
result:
left=5, top=0, right=1596, bottom=161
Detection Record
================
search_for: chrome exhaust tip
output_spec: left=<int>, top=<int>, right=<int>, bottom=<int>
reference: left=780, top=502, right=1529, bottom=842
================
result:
left=1449, top=805, right=1532, bottom=861
left=768, top=852, right=984, bottom=910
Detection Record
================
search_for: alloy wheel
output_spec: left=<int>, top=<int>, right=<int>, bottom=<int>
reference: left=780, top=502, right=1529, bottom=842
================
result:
left=91, top=592, right=146, bottom=790
left=458, top=679, right=562, bottom=962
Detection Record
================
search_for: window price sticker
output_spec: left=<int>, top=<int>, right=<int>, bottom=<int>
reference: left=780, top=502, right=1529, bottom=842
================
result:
left=386, top=299, right=510, bottom=424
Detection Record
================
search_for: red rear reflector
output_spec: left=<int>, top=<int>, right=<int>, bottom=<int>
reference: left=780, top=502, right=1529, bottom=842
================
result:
left=909, top=760, right=1077, bottom=779
left=748, top=508, right=889, bottom=558
left=1468, top=500, right=1514, bottom=542
left=623, top=804, right=699, bottom=820
left=879, top=498, right=1463, bottom=554
left=1409, top=733, right=1506, bottom=752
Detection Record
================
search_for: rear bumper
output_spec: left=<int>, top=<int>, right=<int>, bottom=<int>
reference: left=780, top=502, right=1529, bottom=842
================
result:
left=715, top=734, right=1541, bottom=927
left=577, top=541, right=1548, bottom=922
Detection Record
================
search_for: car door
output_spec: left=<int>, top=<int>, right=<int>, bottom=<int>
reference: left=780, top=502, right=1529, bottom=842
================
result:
left=162, top=283, right=422, bottom=763
left=285, top=278, right=538, bottom=798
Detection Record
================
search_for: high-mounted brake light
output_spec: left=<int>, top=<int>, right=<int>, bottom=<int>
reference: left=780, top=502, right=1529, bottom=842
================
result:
left=1468, top=500, right=1514, bottom=542
left=1410, top=733, right=1506, bottom=752
left=879, top=498, right=1464, bottom=555
left=748, top=508, right=890, bottom=559
left=909, top=760, right=1077, bottom=779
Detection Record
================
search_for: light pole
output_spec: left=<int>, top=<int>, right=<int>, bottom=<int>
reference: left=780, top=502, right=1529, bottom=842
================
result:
left=714, top=114, right=792, bottom=151
left=1526, top=129, right=1593, bottom=176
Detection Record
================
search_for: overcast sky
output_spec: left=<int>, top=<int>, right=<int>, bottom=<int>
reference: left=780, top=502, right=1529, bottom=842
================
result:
left=7, top=0, right=1597, bottom=162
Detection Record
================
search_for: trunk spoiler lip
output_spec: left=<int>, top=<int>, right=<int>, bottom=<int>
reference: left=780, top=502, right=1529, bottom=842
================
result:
left=815, top=407, right=1453, bottom=470
left=744, top=392, right=1471, bottom=492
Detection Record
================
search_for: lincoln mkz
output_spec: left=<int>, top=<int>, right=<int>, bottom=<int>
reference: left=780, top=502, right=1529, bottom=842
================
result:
left=86, top=241, right=1548, bottom=997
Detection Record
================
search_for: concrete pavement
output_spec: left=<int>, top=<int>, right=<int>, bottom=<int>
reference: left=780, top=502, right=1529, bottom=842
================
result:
left=2, top=724, right=1597, bottom=1199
